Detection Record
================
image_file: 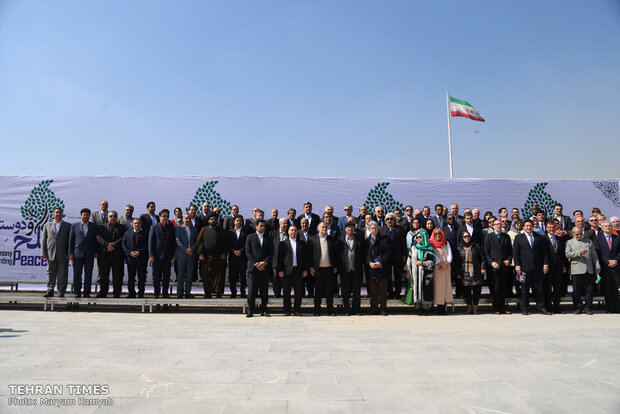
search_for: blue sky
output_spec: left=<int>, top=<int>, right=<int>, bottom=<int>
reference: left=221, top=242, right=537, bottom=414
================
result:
left=1, top=0, right=618, bottom=179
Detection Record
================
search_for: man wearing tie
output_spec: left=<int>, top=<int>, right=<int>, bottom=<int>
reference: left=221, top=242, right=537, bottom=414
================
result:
left=122, top=218, right=148, bottom=298
left=149, top=209, right=177, bottom=299
left=338, top=222, right=364, bottom=315
left=91, top=200, right=109, bottom=225
left=68, top=208, right=98, bottom=298
left=175, top=214, right=198, bottom=299
left=544, top=221, right=568, bottom=313
left=431, top=204, right=446, bottom=229
left=513, top=219, right=551, bottom=315
left=593, top=221, right=620, bottom=313
left=41, top=208, right=71, bottom=297
left=483, top=219, right=513, bottom=314
left=245, top=219, right=273, bottom=317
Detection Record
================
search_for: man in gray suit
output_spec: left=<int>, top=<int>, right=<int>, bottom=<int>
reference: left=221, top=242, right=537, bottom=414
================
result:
left=175, top=214, right=198, bottom=298
left=41, top=207, right=71, bottom=297
left=91, top=200, right=109, bottom=225
left=68, top=208, right=99, bottom=298
left=118, top=204, right=135, bottom=227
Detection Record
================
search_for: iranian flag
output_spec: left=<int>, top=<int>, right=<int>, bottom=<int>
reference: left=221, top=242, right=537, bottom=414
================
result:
left=449, top=96, right=485, bottom=122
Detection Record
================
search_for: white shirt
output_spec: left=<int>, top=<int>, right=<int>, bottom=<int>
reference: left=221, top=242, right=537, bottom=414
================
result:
left=319, top=236, right=331, bottom=267
left=290, top=238, right=298, bottom=266
left=54, top=221, right=62, bottom=233
left=257, top=232, right=264, bottom=246
left=466, top=223, right=474, bottom=235
left=185, top=225, right=191, bottom=241
left=235, top=228, right=241, bottom=239
left=305, top=213, right=312, bottom=225
left=82, top=222, right=89, bottom=236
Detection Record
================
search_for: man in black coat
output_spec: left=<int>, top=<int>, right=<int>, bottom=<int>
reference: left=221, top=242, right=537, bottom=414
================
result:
left=122, top=218, right=148, bottom=298
left=245, top=219, right=273, bottom=317
left=308, top=222, right=338, bottom=316
left=379, top=213, right=407, bottom=299
left=337, top=222, right=365, bottom=315
left=96, top=211, right=127, bottom=298
left=483, top=220, right=513, bottom=314
left=226, top=215, right=248, bottom=298
left=593, top=221, right=620, bottom=313
left=277, top=225, right=308, bottom=316
left=364, top=221, right=391, bottom=315
left=543, top=221, right=569, bottom=313
left=458, top=212, right=483, bottom=247
left=513, top=219, right=550, bottom=315
left=297, top=202, right=321, bottom=236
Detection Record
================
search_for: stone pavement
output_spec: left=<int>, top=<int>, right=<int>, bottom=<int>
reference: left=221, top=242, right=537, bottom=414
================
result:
left=1, top=310, right=619, bottom=413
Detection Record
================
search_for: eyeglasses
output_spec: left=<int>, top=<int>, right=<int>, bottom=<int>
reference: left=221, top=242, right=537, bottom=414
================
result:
left=463, top=235, right=471, bottom=238
left=386, top=218, right=394, bottom=221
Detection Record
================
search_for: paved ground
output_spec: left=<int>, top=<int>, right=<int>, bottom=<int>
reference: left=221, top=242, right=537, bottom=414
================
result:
left=1, top=310, right=619, bottom=414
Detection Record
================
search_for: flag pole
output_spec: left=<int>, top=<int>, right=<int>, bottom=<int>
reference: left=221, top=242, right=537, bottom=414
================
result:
left=446, top=90, right=454, bottom=179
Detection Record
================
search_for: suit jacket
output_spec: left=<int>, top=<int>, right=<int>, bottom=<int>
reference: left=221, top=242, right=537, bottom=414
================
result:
left=337, top=234, right=364, bottom=274
left=277, top=238, right=308, bottom=274
left=431, top=215, right=446, bottom=229
left=553, top=215, right=573, bottom=231
left=593, top=232, right=620, bottom=270
left=442, top=224, right=459, bottom=251
left=584, top=227, right=601, bottom=241
left=271, top=229, right=288, bottom=267
left=118, top=215, right=134, bottom=228
left=222, top=216, right=236, bottom=232
left=325, top=222, right=341, bottom=239
left=337, top=215, right=352, bottom=232
left=513, top=232, right=549, bottom=273
left=378, top=225, right=407, bottom=265
left=454, top=214, right=465, bottom=228
left=543, top=233, right=568, bottom=271
left=308, top=234, right=338, bottom=270
left=68, top=221, right=98, bottom=259
left=41, top=220, right=71, bottom=261
left=458, top=222, right=483, bottom=246
left=364, top=235, right=392, bottom=280
left=148, top=222, right=176, bottom=260
left=122, top=229, right=148, bottom=264
left=265, top=218, right=280, bottom=235
left=91, top=210, right=108, bottom=225
left=227, top=228, right=248, bottom=263
left=244, top=217, right=257, bottom=234
left=140, top=213, right=159, bottom=236
left=245, top=232, right=273, bottom=270
left=483, top=231, right=513, bottom=267
left=96, top=223, right=127, bottom=259
left=174, top=224, right=198, bottom=259
left=298, top=230, right=310, bottom=243
left=297, top=213, right=321, bottom=235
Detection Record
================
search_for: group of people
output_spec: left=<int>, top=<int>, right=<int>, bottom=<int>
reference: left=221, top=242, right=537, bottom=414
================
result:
left=40, top=199, right=620, bottom=317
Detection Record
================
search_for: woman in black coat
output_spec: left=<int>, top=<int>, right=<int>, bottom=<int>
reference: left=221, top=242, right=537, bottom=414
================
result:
left=454, top=231, right=487, bottom=314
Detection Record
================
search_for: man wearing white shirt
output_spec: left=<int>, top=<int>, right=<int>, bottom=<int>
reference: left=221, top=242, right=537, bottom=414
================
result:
left=277, top=226, right=308, bottom=316
left=245, top=219, right=273, bottom=317
left=41, top=208, right=71, bottom=297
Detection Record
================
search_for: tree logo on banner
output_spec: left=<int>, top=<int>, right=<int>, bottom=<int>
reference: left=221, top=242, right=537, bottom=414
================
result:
left=187, top=180, right=232, bottom=216
left=521, top=182, right=558, bottom=218
left=364, top=182, right=403, bottom=213
left=592, top=180, right=620, bottom=209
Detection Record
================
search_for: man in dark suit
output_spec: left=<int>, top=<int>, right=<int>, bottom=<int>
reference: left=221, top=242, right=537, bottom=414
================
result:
left=297, top=202, right=321, bottom=236
left=323, top=212, right=340, bottom=239
left=197, top=212, right=228, bottom=298
left=551, top=203, right=573, bottom=231
left=379, top=213, right=407, bottom=299
left=122, top=218, right=148, bottom=298
left=308, top=222, right=339, bottom=316
left=148, top=209, right=176, bottom=298
left=270, top=218, right=289, bottom=298
left=91, top=200, right=109, bottom=225
left=483, top=219, right=513, bottom=314
left=140, top=201, right=158, bottom=244
left=449, top=203, right=465, bottom=227
left=458, top=212, right=483, bottom=247
left=227, top=215, right=248, bottom=298
left=41, top=207, right=71, bottom=297
left=286, top=208, right=299, bottom=227
left=245, top=208, right=263, bottom=234
left=266, top=208, right=280, bottom=235
left=221, top=205, right=240, bottom=232
left=357, top=205, right=370, bottom=231
left=431, top=204, right=446, bottom=229
left=245, top=219, right=273, bottom=317
left=96, top=211, right=127, bottom=298
left=543, top=221, right=568, bottom=313
left=68, top=208, right=98, bottom=298
left=198, top=202, right=211, bottom=223
left=364, top=221, right=392, bottom=315
left=298, top=218, right=310, bottom=242
left=593, top=221, right=620, bottom=313
left=513, top=219, right=551, bottom=315
left=174, top=214, right=198, bottom=299
left=584, top=216, right=602, bottom=240
left=277, top=225, right=308, bottom=316
left=374, top=206, right=386, bottom=227
left=337, top=222, right=365, bottom=315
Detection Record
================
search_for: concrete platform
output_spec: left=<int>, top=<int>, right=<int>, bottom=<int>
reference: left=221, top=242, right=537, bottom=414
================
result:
left=1, top=311, right=619, bottom=413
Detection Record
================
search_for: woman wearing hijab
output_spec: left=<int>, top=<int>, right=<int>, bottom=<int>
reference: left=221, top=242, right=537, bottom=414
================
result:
left=405, top=218, right=423, bottom=250
left=454, top=231, right=487, bottom=314
left=430, top=228, right=453, bottom=314
left=406, top=230, right=435, bottom=315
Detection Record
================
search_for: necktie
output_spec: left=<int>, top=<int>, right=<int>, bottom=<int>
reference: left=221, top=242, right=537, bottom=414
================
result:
left=608, top=236, right=612, bottom=250
left=529, top=234, right=534, bottom=248
left=552, top=236, right=557, bottom=252
left=134, top=232, right=138, bottom=249
left=496, top=232, right=500, bottom=240
left=102, top=212, right=108, bottom=223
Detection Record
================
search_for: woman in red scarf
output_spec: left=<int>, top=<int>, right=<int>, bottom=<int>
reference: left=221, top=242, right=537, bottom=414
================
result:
left=430, top=228, right=453, bottom=314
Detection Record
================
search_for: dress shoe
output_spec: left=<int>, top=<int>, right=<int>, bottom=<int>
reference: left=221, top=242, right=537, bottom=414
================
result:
left=186, top=294, right=195, bottom=299
left=83, top=294, right=91, bottom=298
left=521, top=310, right=529, bottom=315
left=344, top=312, right=351, bottom=316
left=96, top=293, right=106, bottom=298
left=283, top=312, right=291, bottom=316
left=240, top=292, right=247, bottom=298
left=493, top=311, right=501, bottom=315
left=574, top=310, right=582, bottom=315
left=585, top=310, right=593, bottom=315
left=216, top=294, right=222, bottom=298
left=356, top=313, right=362, bottom=316
left=177, top=294, right=184, bottom=299
left=294, top=312, right=301, bottom=316
left=59, top=293, right=65, bottom=298
left=128, top=294, right=136, bottom=298
left=541, top=309, right=552, bottom=315
left=261, top=311, right=271, bottom=317
left=113, top=294, right=120, bottom=298
left=162, top=294, right=170, bottom=299
left=553, top=309, right=565, bottom=314
left=154, top=294, right=160, bottom=299
left=502, top=310, right=512, bottom=315
left=246, top=312, right=253, bottom=318
left=381, top=311, right=388, bottom=316
left=313, top=312, right=320, bottom=317
left=74, top=293, right=81, bottom=298
left=43, top=291, right=54, bottom=298
left=328, top=312, right=336, bottom=316
left=138, top=294, right=144, bottom=298
left=230, top=293, right=237, bottom=299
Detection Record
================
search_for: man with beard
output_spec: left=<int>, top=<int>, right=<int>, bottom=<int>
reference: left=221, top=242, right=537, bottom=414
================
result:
left=148, top=209, right=176, bottom=299
left=227, top=215, right=248, bottom=298
left=197, top=212, right=228, bottom=298
left=96, top=211, right=127, bottom=298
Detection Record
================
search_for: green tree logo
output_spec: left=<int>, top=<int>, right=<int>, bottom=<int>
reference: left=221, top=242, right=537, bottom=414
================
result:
left=364, top=182, right=404, bottom=213
left=521, top=182, right=558, bottom=218
left=20, top=180, right=65, bottom=234
left=187, top=180, right=232, bottom=217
